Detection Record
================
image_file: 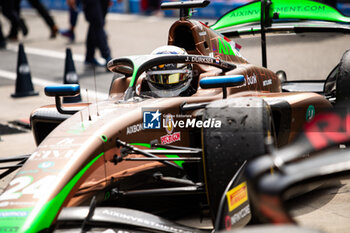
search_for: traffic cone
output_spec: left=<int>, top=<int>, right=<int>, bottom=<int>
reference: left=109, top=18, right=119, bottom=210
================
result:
left=63, top=48, right=81, bottom=103
left=11, top=43, right=38, bottom=98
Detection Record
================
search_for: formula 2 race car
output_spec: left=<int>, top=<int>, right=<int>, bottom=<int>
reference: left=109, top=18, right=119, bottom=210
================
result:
left=1, top=0, right=350, bottom=232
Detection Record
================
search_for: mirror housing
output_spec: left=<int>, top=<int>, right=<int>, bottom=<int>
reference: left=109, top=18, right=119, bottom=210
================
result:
left=44, top=85, right=80, bottom=115
left=199, top=75, right=245, bottom=98
left=161, top=0, right=210, bottom=19
left=45, top=84, right=80, bottom=97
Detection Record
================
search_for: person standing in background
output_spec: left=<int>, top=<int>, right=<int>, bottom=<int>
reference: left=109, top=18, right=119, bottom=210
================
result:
left=140, top=0, right=149, bottom=14
left=140, top=0, right=161, bottom=16
left=1, top=0, right=28, bottom=40
left=11, top=0, right=59, bottom=39
left=147, top=0, right=161, bottom=15
left=0, top=24, right=5, bottom=48
left=61, top=0, right=81, bottom=42
left=68, top=0, right=118, bottom=67
left=0, top=20, right=6, bottom=48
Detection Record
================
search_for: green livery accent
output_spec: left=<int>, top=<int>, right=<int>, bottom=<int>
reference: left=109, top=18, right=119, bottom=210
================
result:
left=101, top=135, right=108, bottom=142
left=0, top=152, right=104, bottom=233
left=104, top=191, right=111, bottom=200
left=218, top=38, right=235, bottom=56
left=162, top=154, right=184, bottom=167
left=306, top=105, right=315, bottom=121
left=212, top=1, right=261, bottom=30
left=129, top=62, right=139, bottom=87
left=130, top=143, right=184, bottom=167
left=66, top=121, right=92, bottom=134
left=211, top=0, right=350, bottom=31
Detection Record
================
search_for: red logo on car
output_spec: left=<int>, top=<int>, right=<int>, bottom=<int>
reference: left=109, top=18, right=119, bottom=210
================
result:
left=160, top=132, right=181, bottom=145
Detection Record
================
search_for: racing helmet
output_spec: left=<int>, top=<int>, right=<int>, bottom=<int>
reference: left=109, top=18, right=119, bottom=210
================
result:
left=146, top=45, right=193, bottom=97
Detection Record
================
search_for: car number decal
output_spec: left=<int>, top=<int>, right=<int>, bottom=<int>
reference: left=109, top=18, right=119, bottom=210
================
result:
left=0, top=175, right=56, bottom=201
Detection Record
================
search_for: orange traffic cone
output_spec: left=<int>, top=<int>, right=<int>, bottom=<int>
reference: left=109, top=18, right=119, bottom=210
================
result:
left=63, top=48, right=81, bottom=103
left=11, top=43, right=38, bottom=98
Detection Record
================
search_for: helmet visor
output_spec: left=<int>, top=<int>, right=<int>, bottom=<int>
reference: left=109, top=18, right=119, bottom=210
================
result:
left=147, top=69, right=191, bottom=87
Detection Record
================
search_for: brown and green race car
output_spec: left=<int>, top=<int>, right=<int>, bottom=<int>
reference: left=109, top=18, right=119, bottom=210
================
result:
left=1, top=0, right=350, bottom=232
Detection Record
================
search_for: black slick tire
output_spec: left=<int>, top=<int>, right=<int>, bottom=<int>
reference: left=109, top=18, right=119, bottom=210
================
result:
left=202, top=97, right=273, bottom=222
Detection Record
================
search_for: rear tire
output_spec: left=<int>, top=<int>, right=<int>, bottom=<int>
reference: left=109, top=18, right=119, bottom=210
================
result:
left=201, top=97, right=273, bottom=222
left=336, top=49, right=350, bottom=105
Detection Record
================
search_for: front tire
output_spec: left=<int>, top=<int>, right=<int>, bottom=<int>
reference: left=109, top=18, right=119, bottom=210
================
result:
left=201, top=97, right=273, bottom=222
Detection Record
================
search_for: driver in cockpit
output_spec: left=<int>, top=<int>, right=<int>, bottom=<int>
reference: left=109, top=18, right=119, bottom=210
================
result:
left=144, top=45, right=196, bottom=97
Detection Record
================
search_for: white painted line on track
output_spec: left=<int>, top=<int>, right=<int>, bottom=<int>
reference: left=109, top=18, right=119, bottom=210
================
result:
left=0, top=69, right=108, bottom=100
left=6, top=44, right=106, bottom=64
left=6, top=44, right=86, bottom=62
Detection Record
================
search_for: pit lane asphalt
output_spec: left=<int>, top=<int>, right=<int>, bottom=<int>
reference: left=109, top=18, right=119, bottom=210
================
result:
left=1, top=9, right=350, bottom=233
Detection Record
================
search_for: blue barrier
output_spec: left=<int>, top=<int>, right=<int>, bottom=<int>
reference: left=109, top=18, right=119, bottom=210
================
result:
left=21, top=0, right=67, bottom=11
left=21, top=0, right=132, bottom=13
left=21, top=0, right=350, bottom=19
left=338, top=3, right=350, bottom=16
left=129, top=0, right=141, bottom=13
left=20, top=0, right=240, bottom=18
